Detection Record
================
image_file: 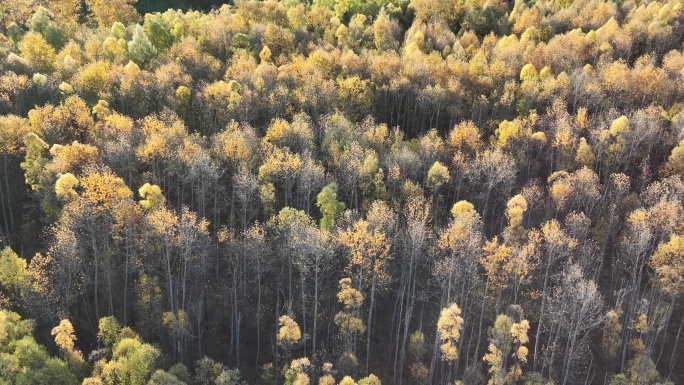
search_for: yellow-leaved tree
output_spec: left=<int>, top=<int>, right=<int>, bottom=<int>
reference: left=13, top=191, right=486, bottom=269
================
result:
left=437, top=303, right=464, bottom=362
left=278, top=314, right=301, bottom=368
left=483, top=313, right=530, bottom=385
left=334, top=277, right=365, bottom=373
left=19, top=32, right=56, bottom=73
left=51, top=318, right=87, bottom=379
left=138, top=183, right=165, bottom=212
left=85, top=0, right=140, bottom=29
left=649, top=235, right=684, bottom=297
left=337, top=219, right=391, bottom=372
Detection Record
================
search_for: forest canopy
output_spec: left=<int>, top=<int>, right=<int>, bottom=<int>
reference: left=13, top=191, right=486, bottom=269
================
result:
left=0, top=0, right=684, bottom=384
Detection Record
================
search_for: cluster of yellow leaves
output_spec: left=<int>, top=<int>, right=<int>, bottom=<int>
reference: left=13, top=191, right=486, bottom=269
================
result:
left=162, top=310, right=189, bottom=335
left=27, top=96, right=94, bottom=142
left=337, top=220, right=391, bottom=280
left=92, top=114, right=134, bottom=143
left=28, top=252, right=52, bottom=295
left=213, top=122, right=253, bottom=164
left=80, top=170, right=133, bottom=212
left=337, top=277, right=364, bottom=309
left=264, top=115, right=313, bottom=151
left=504, top=194, right=527, bottom=244
left=258, top=147, right=303, bottom=183
left=0, top=248, right=31, bottom=295
left=55, top=173, right=79, bottom=201
left=138, top=183, right=165, bottom=212
left=575, top=137, right=595, bottom=168
left=437, top=303, right=464, bottom=361
left=293, top=372, right=310, bottom=385
left=147, top=207, right=179, bottom=244
left=602, top=308, right=623, bottom=361
left=99, top=337, right=160, bottom=385
left=85, top=0, right=140, bottom=29
left=337, top=76, right=372, bottom=121
left=437, top=201, right=481, bottom=267
left=339, top=376, right=356, bottom=385
left=78, top=62, right=112, bottom=98
left=631, top=313, right=649, bottom=335
left=661, top=138, right=684, bottom=178
left=608, top=115, right=629, bottom=137
left=137, top=116, right=187, bottom=163
left=426, top=161, right=450, bottom=190
left=318, top=375, right=335, bottom=385
left=549, top=167, right=601, bottom=212
left=334, top=304, right=366, bottom=333
left=482, top=313, right=531, bottom=384
left=208, top=79, right=242, bottom=106
left=481, top=237, right=516, bottom=290
left=47, top=141, right=99, bottom=175
left=0, top=116, right=30, bottom=156
left=451, top=200, right=475, bottom=218
left=335, top=278, right=366, bottom=334
left=495, top=120, right=524, bottom=148
left=277, top=315, right=302, bottom=347
left=18, top=33, right=56, bottom=73
left=541, top=219, right=578, bottom=252
left=649, top=235, right=684, bottom=297
left=289, top=357, right=310, bottom=373
left=51, top=319, right=77, bottom=352
left=0, top=71, right=29, bottom=105
left=510, top=319, right=530, bottom=362
left=483, top=343, right=504, bottom=384
left=364, top=123, right=390, bottom=150
left=51, top=318, right=86, bottom=374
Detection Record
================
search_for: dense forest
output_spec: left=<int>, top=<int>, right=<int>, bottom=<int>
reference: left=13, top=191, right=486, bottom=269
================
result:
left=0, top=0, right=684, bottom=384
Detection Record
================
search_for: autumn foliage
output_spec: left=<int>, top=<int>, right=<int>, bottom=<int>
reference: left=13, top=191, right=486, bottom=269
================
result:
left=0, top=0, right=684, bottom=384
